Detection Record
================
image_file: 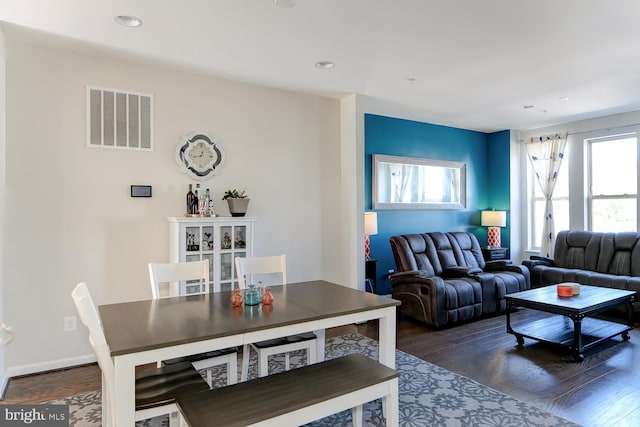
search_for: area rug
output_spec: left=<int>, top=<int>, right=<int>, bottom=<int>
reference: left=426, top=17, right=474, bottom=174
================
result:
left=47, top=333, right=578, bottom=426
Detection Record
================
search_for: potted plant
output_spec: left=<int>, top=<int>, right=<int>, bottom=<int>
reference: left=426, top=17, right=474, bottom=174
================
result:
left=222, top=189, right=250, bottom=217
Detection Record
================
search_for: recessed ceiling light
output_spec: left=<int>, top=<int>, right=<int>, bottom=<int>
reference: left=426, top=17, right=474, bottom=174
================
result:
left=274, top=0, right=296, bottom=7
left=558, top=97, right=570, bottom=101
left=115, top=15, right=142, bottom=27
left=315, top=61, right=335, bottom=69
left=522, top=105, right=535, bottom=109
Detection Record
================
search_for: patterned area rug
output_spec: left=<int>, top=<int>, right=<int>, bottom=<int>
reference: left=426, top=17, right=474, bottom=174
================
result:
left=47, top=333, right=578, bottom=426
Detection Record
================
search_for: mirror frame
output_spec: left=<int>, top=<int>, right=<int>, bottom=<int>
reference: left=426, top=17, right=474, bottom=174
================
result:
left=372, top=154, right=466, bottom=210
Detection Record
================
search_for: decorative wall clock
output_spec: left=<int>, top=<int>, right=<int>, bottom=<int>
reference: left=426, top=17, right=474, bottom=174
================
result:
left=175, top=132, right=225, bottom=181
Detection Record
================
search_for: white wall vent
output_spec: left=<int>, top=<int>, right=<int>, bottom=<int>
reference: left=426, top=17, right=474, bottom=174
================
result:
left=87, top=85, right=153, bottom=151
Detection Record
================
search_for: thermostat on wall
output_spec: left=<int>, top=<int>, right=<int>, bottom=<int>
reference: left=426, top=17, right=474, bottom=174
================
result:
left=131, top=185, right=152, bottom=198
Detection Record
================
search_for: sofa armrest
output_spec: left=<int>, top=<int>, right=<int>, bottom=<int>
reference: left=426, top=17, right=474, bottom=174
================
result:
left=484, top=262, right=528, bottom=275
left=484, top=260, right=516, bottom=270
left=388, top=270, right=433, bottom=283
left=441, top=266, right=483, bottom=278
left=522, top=256, right=554, bottom=270
left=390, top=271, right=448, bottom=327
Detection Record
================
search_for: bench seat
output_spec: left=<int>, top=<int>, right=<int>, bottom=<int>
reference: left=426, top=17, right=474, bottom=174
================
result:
left=176, top=353, right=399, bottom=427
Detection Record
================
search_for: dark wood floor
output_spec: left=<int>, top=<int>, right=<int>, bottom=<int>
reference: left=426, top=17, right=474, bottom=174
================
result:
left=4, top=310, right=640, bottom=427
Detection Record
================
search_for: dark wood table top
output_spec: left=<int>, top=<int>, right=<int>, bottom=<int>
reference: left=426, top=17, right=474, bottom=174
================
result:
left=506, top=284, right=635, bottom=314
left=99, top=280, right=400, bottom=357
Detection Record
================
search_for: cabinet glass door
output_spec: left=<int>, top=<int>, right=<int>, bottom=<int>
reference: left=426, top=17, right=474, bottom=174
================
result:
left=202, top=253, right=214, bottom=290
left=185, top=226, right=201, bottom=252
left=234, top=226, right=247, bottom=249
left=220, top=226, right=233, bottom=250
left=184, top=254, right=204, bottom=294
left=202, top=226, right=214, bottom=252
left=221, top=253, right=233, bottom=281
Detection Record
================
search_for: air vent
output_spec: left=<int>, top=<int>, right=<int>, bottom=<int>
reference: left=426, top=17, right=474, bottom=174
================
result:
left=87, top=86, right=153, bottom=151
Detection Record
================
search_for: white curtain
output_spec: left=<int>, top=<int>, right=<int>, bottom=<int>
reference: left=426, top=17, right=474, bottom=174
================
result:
left=525, top=133, right=568, bottom=258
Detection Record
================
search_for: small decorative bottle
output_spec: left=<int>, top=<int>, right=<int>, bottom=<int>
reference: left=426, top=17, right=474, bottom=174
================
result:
left=244, top=284, right=260, bottom=306
left=186, top=184, right=196, bottom=215
left=231, top=289, right=243, bottom=307
left=261, top=287, right=274, bottom=305
left=194, top=184, right=201, bottom=215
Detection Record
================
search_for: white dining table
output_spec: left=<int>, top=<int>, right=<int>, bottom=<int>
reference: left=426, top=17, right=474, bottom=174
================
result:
left=98, top=280, right=400, bottom=426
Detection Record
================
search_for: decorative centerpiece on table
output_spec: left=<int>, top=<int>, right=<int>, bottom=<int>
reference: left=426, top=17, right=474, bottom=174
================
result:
left=222, top=188, right=250, bottom=217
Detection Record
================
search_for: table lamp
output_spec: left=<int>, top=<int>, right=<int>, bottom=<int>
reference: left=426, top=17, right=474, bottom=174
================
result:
left=481, top=210, right=506, bottom=248
left=364, top=212, right=378, bottom=259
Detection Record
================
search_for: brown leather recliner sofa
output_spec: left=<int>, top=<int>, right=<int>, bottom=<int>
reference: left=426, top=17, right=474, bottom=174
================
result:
left=522, top=230, right=640, bottom=315
left=389, top=231, right=530, bottom=328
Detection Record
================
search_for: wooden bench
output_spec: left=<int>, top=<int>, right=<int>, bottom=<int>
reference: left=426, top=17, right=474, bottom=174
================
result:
left=176, top=353, right=399, bottom=427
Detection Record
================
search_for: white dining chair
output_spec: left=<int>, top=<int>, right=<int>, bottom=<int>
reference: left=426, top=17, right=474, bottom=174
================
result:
left=71, top=282, right=208, bottom=427
left=148, top=260, right=239, bottom=387
left=235, top=255, right=318, bottom=382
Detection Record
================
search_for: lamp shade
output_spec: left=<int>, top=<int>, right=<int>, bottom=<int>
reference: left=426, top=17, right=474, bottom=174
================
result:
left=481, top=210, right=506, bottom=227
left=364, top=212, right=378, bottom=236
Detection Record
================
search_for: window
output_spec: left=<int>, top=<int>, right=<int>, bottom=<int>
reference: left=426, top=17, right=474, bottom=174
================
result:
left=588, top=134, right=638, bottom=232
left=528, top=146, right=570, bottom=249
left=522, top=121, right=640, bottom=253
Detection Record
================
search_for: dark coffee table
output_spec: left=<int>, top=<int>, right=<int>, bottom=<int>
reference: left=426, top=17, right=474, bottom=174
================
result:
left=505, top=284, right=635, bottom=361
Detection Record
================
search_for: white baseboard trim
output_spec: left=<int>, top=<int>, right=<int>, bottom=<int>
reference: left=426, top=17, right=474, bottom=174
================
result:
left=6, top=354, right=96, bottom=380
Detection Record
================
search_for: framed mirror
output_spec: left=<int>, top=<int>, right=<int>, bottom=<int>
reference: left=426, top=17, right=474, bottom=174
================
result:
left=373, top=154, right=466, bottom=210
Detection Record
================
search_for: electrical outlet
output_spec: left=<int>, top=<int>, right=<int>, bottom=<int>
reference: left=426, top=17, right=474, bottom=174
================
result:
left=387, top=269, right=395, bottom=279
left=64, top=316, right=77, bottom=332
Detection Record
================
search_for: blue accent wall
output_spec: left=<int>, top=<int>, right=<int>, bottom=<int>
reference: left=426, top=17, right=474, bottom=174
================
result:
left=364, top=114, right=511, bottom=294
left=486, top=130, right=512, bottom=247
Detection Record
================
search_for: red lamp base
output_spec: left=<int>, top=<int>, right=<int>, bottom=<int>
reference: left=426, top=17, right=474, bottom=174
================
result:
left=365, top=235, right=371, bottom=259
left=487, top=226, right=501, bottom=248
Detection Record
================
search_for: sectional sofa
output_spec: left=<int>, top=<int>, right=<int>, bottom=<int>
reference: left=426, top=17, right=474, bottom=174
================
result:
left=522, top=230, right=640, bottom=315
left=389, top=231, right=530, bottom=328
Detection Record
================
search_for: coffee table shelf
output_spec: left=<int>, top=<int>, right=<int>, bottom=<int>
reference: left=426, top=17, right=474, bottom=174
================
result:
left=510, top=315, right=630, bottom=354
left=506, top=285, right=635, bottom=361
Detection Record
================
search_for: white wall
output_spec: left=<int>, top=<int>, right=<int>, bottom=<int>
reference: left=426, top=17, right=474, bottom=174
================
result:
left=3, top=39, right=343, bottom=375
left=0, top=26, right=7, bottom=392
left=509, top=130, right=524, bottom=263
left=339, top=95, right=366, bottom=289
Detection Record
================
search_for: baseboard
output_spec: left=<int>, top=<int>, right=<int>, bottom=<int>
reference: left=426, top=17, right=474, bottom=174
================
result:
left=6, top=354, right=96, bottom=380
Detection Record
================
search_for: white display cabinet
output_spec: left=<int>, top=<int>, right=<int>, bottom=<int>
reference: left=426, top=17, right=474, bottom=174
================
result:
left=168, top=217, right=255, bottom=294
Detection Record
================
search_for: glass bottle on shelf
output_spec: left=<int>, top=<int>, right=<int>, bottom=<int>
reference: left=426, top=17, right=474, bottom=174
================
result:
left=186, top=184, right=196, bottom=215
left=194, top=184, right=201, bottom=215
left=203, top=188, right=211, bottom=216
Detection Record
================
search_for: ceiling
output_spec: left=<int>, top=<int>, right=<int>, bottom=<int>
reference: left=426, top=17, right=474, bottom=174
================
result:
left=2, top=0, right=640, bottom=133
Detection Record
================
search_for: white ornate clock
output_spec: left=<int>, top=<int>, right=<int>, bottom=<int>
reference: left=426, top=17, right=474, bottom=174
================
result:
left=175, top=132, right=225, bottom=181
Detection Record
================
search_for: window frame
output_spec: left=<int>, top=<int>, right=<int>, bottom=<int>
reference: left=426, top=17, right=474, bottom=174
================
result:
left=586, top=133, right=639, bottom=231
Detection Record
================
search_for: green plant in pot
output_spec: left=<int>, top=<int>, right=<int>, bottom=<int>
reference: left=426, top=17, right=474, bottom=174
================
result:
left=222, top=189, right=250, bottom=217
